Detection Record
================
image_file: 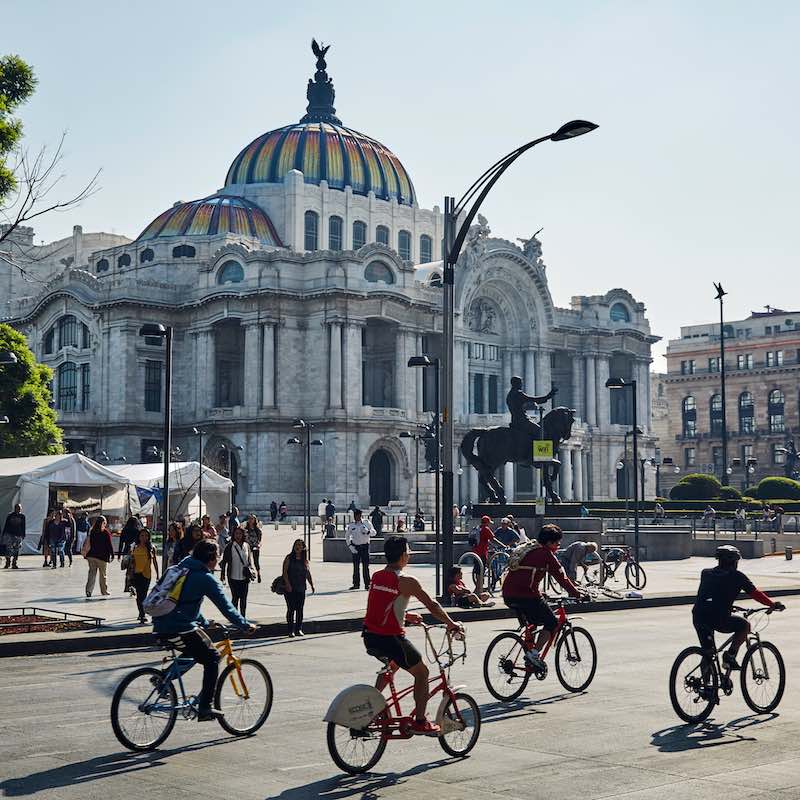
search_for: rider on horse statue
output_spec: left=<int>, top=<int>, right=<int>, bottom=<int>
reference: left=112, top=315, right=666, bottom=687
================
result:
left=506, top=376, right=557, bottom=441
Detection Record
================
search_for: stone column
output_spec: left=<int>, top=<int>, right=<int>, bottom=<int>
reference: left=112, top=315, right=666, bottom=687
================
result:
left=416, top=334, right=424, bottom=415
left=462, top=340, right=470, bottom=416
left=571, top=354, right=584, bottom=421
left=585, top=355, right=597, bottom=426
left=537, top=350, right=552, bottom=396
left=243, top=323, right=261, bottom=408
left=328, top=322, right=343, bottom=408
left=502, top=349, right=512, bottom=401
left=524, top=348, right=536, bottom=393
left=512, top=350, right=523, bottom=379
left=637, top=360, right=649, bottom=434
left=343, top=322, right=363, bottom=411
left=261, top=323, right=275, bottom=407
left=205, top=329, right=216, bottom=412
left=504, top=462, right=515, bottom=502
left=482, top=373, right=489, bottom=415
left=560, top=446, right=574, bottom=501
left=469, top=467, right=479, bottom=505
left=595, top=355, right=610, bottom=429
left=581, top=451, right=589, bottom=500
left=394, top=328, right=408, bottom=410
left=573, top=447, right=584, bottom=501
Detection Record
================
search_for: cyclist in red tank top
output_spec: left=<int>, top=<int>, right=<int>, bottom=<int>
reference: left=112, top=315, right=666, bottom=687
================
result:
left=363, top=535, right=463, bottom=736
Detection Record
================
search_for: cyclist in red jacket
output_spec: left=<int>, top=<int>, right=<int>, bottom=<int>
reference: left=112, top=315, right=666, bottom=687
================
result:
left=502, top=524, right=585, bottom=670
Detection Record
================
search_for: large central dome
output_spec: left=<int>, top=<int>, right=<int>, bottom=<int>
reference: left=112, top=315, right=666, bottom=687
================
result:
left=224, top=41, right=416, bottom=206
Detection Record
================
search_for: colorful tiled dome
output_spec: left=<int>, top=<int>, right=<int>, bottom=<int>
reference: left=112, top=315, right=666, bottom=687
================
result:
left=224, top=41, right=416, bottom=205
left=225, top=122, right=416, bottom=206
left=137, top=195, right=282, bottom=245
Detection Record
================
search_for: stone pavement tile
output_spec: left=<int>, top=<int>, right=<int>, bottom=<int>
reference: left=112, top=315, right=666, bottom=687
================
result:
left=597, top=778, right=784, bottom=800
left=704, top=758, right=800, bottom=793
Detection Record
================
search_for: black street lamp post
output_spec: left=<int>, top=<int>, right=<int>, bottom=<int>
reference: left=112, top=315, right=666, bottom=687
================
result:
left=192, top=428, right=205, bottom=518
left=440, top=121, right=598, bottom=583
left=139, top=324, right=173, bottom=569
left=288, top=419, right=323, bottom=557
left=607, top=377, right=640, bottom=562
left=714, top=282, right=729, bottom=485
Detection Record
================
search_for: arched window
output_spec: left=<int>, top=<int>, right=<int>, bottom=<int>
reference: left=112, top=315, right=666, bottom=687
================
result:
left=419, top=234, right=432, bottom=263
left=610, top=302, right=631, bottom=322
left=710, top=394, right=723, bottom=436
left=398, top=229, right=411, bottom=260
left=81, top=323, right=90, bottom=349
left=682, top=395, right=697, bottom=438
left=172, top=244, right=196, bottom=258
left=738, top=392, right=754, bottom=433
left=328, top=215, right=343, bottom=251
left=57, top=362, right=78, bottom=411
left=768, top=389, right=785, bottom=433
left=304, top=210, right=319, bottom=251
left=58, top=315, right=78, bottom=349
left=352, top=220, right=367, bottom=249
left=365, top=261, right=395, bottom=285
left=96, top=258, right=109, bottom=273
left=217, top=260, right=245, bottom=285
left=376, top=225, right=389, bottom=246
left=139, top=248, right=154, bottom=263
left=117, top=253, right=131, bottom=268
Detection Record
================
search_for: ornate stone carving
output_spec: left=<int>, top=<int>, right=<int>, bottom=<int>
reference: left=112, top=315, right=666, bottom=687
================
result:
left=467, top=298, right=498, bottom=334
left=517, top=228, right=544, bottom=267
left=464, top=214, right=491, bottom=269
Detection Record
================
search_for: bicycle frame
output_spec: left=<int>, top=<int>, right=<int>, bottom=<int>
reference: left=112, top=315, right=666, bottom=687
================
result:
left=517, top=603, right=571, bottom=662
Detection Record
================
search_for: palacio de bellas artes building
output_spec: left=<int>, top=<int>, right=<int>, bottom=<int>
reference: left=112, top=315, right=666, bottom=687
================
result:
left=1, top=44, right=659, bottom=515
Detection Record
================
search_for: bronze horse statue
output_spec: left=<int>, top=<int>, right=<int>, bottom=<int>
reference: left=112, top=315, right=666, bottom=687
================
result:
left=460, top=407, right=576, bottom=504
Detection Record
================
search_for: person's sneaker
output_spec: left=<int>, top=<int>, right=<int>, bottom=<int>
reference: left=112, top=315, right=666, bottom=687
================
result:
left=288, top=631, right=296, bottom=638
left=86, top=591, right=91, bottom=598
left=410, top=718, right=441, bottom=736
left=257, top=573, right=262, bottom=583
left=196, top=708, right=224, bottom=722
left=524, top=649, right=545, bottom=671
left=295, top=630, right=304, bottom=637
left=723, top=651, right=741, bottom=671
left=348, top=585, right=359, bottom=591
left=11, top=564, right=18, bottom=569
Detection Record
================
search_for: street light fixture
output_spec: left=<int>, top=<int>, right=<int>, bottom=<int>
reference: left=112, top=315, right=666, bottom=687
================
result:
left=607, top=377, right=641, bottom=562
left=139, top=323, right=173, bottom=569
left=192, top=428, right=206, bottom=518
left=0, top=416, right=8, bottom=424
left=439, top=120, right=598, bottom=589
left=288, top=419, right=323, bottom=556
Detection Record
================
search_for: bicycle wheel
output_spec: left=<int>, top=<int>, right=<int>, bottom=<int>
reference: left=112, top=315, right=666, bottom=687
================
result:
left=740, top=641, right=785, bottom=714
left=488, top=553, right=508, bottom=593
left=438, top=691, right=481, bottom=757
left=584, top=560, right=604, bottom=587
left=669, top=646, right=718, bottom=723
left=625, top=561, right=647, bottom=590
left=483, top=632, right=531, bottom=702
left=214, top=658, right=274, bottom=736
left=554, top=626, right=597, bottom=692
left=111, top=667, right=177, bottom=751
left=326, top=716, right=387, bottom=775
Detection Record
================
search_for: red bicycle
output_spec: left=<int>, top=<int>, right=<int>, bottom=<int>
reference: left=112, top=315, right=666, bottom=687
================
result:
left=324, top=624, right=481, bottom=774
left=483, top=598, right=597, bottom=701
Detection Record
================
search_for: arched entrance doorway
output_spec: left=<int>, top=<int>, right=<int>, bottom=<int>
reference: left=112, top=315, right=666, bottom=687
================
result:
left=369, top=449, right=393, bottom=506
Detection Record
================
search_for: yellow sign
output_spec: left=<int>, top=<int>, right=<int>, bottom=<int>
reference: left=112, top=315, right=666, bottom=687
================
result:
left=532, top=440, right=553, bottom=462
left=56, top=489, right=69, bottom=504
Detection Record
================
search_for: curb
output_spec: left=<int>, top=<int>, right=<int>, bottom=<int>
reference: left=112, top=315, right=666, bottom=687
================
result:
left=5, top=587, right=800, bottom=659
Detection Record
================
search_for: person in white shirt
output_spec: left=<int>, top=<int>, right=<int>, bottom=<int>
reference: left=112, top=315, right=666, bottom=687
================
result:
left=345, top=509, right=374, bottom=590
left=318, top=498, right=329, bottom=527
left=220, top=527, right=254, bottom=615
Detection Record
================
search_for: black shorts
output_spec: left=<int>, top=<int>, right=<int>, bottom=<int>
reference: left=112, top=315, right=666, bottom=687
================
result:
left=504, top=597, right=558, bottom=632
left=362, top=629, right=422, bottom=669
left=693, top=613, right=748, bottom=653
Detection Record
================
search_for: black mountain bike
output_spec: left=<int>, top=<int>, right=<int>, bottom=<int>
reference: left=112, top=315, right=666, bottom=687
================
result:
left=669, top=605, right=786, bottom=723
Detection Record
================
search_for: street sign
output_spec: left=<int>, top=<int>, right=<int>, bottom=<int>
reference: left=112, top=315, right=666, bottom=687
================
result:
left=57, top=489, right=69, bottom=504
left=532, top=440, right=553, bottom=462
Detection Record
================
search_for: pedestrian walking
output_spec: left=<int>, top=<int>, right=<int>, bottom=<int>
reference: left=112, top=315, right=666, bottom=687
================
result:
left=318, top=498, right=328, bottom=528
left=282, top=538, right=314, bottom=636
left=47, top=510, right=69, bottom=569
left=74, top=511, right=90, bottom=556
left=200, top=514, right=216, bottom=540
left=129, top=529, right=159, bottom=623
left=2, top=503, right=26, bottom=569
left=244, top=514, right=263, bottom=582
left=227, top=506, right=241, bottom=540
left=325, top=498, right=336, bottom=522
left=369, top=505, right=386, bottom=536
left=172, top=523, right=204, bottom=565
left=118, top=515, right=142, bottom=559
left=85, top=516, right=114, bottom=597
left=39, top=509, right=55, bottom=567
left=164, top=521, right=181, bottom=566
left=345, top=509, right=373, bottom=590
left=214, top=514, right=229, bottom=550
left=220, top=527, right=254, bottom=616
left=63, top=508, right=76, bottom=566
left=278, top=501, right=288, bottom=521
left=270, top=500, right=278, bottom=522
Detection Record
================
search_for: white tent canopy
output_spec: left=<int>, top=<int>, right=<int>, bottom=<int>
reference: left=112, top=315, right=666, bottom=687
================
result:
left=0, top=454, right=132, bottom=552
left=110, top=461, right=232, bottom=522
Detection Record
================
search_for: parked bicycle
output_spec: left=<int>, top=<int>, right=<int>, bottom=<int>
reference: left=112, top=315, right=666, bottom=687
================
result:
left=486, top=544, right=511, bottom=594
left=111, top=623, right=273, bottom=751
left=546, top=544, right=645, bottom=599
left=669, top=605, right=786, bottom=723
left=483, top=598, right=597, bottom=701
left=324, top=623, right=481, bottom=774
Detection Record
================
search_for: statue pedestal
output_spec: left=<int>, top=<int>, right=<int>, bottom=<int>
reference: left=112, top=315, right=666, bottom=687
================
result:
left=413, top=471, right=437, bottom=515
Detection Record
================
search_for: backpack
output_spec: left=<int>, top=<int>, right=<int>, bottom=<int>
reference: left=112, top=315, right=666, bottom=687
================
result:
left=143, top=565, right=190, bottom=617
left=468, top=526, right=480, bottom=547
left=506, top=540, right=542, bottom=572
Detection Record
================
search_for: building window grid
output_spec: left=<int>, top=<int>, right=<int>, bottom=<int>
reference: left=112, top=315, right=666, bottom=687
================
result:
left=144, top=360, right=162, bottom=412
left=376, top=225, right=389, bottom=246
left=304, top=211, right=319, bottom=252
left=80, top=364, right=90, bottom=411
left=352, top=220, right=366, bottom=249
left=419, top=234, right=432, bottom=263
left=685, top=447, right=696, bottom=467
left=328, top=215, right=343, bottom=251
left=57, top=362, right=77, bottom=411
left=398, top=230, right=411, bottom=260
left=738, top=392, right=754, bottom=434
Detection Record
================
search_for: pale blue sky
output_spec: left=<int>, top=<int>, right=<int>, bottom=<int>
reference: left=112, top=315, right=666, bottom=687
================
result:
left=6, top=1, right=800, bottom=365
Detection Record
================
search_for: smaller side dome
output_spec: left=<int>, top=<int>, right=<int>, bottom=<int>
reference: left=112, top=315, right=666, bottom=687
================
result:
left=137, top=195, right=282, bottom=246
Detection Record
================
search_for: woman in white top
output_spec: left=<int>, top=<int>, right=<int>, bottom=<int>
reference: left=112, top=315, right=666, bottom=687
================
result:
left=220, top=526, right=254, bottom=616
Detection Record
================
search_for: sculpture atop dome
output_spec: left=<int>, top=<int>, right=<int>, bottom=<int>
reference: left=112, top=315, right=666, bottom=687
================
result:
left=301, top=38, right=341, bottom=124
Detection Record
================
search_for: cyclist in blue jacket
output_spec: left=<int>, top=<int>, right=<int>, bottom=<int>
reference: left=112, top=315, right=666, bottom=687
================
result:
left=153, top=539, right=256, bottom=720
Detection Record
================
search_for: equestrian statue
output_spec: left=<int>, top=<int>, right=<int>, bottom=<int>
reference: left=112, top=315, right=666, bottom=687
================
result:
left=460, top=376, right=576, bottom=504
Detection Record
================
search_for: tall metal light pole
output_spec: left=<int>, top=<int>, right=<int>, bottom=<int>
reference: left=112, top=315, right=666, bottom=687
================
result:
left=192, top=428, right=205, bottom=517
left=288, top=419, right=323, bottom=557
left=607, top=377, right=640, bottom=562
left=714, top=282, right=729, bottom=485
left=139, top=324, right=173, bottom=570
left=440, top=120, right=598, bottom=581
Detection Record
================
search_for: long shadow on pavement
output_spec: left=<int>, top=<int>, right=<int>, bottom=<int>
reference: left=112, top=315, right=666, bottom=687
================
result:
left=651, top=713, right=778, bottom=752
left=478, top=691, right=584, bottom=725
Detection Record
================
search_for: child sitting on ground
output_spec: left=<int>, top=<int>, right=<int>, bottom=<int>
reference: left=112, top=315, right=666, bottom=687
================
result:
left=447, top=566, right=492, bottom=608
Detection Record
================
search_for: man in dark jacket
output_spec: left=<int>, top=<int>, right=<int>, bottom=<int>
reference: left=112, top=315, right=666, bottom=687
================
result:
left=47, top=511, right=70, bottom=569
left=153, top=539, right=256, bottom=720
left=2, top=504, right=26, bottom=569
left=118, top=515, right=143, bottom=559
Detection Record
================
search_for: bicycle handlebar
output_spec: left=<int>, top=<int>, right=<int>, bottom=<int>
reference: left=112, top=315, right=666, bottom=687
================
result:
left=731, top=604, right=785, bottom=618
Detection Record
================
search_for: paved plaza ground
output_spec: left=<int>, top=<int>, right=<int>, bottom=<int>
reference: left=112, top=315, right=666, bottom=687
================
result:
left=3, top=606, right=800, bottom=800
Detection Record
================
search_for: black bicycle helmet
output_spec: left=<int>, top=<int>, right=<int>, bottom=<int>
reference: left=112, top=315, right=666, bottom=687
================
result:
left=716, top=544, right=741, bottom=566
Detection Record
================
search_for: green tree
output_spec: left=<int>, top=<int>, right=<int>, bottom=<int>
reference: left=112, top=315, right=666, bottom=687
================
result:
left=0, top=323, right=63, bottom=457
left=0, top=54, right=37, bottom=204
